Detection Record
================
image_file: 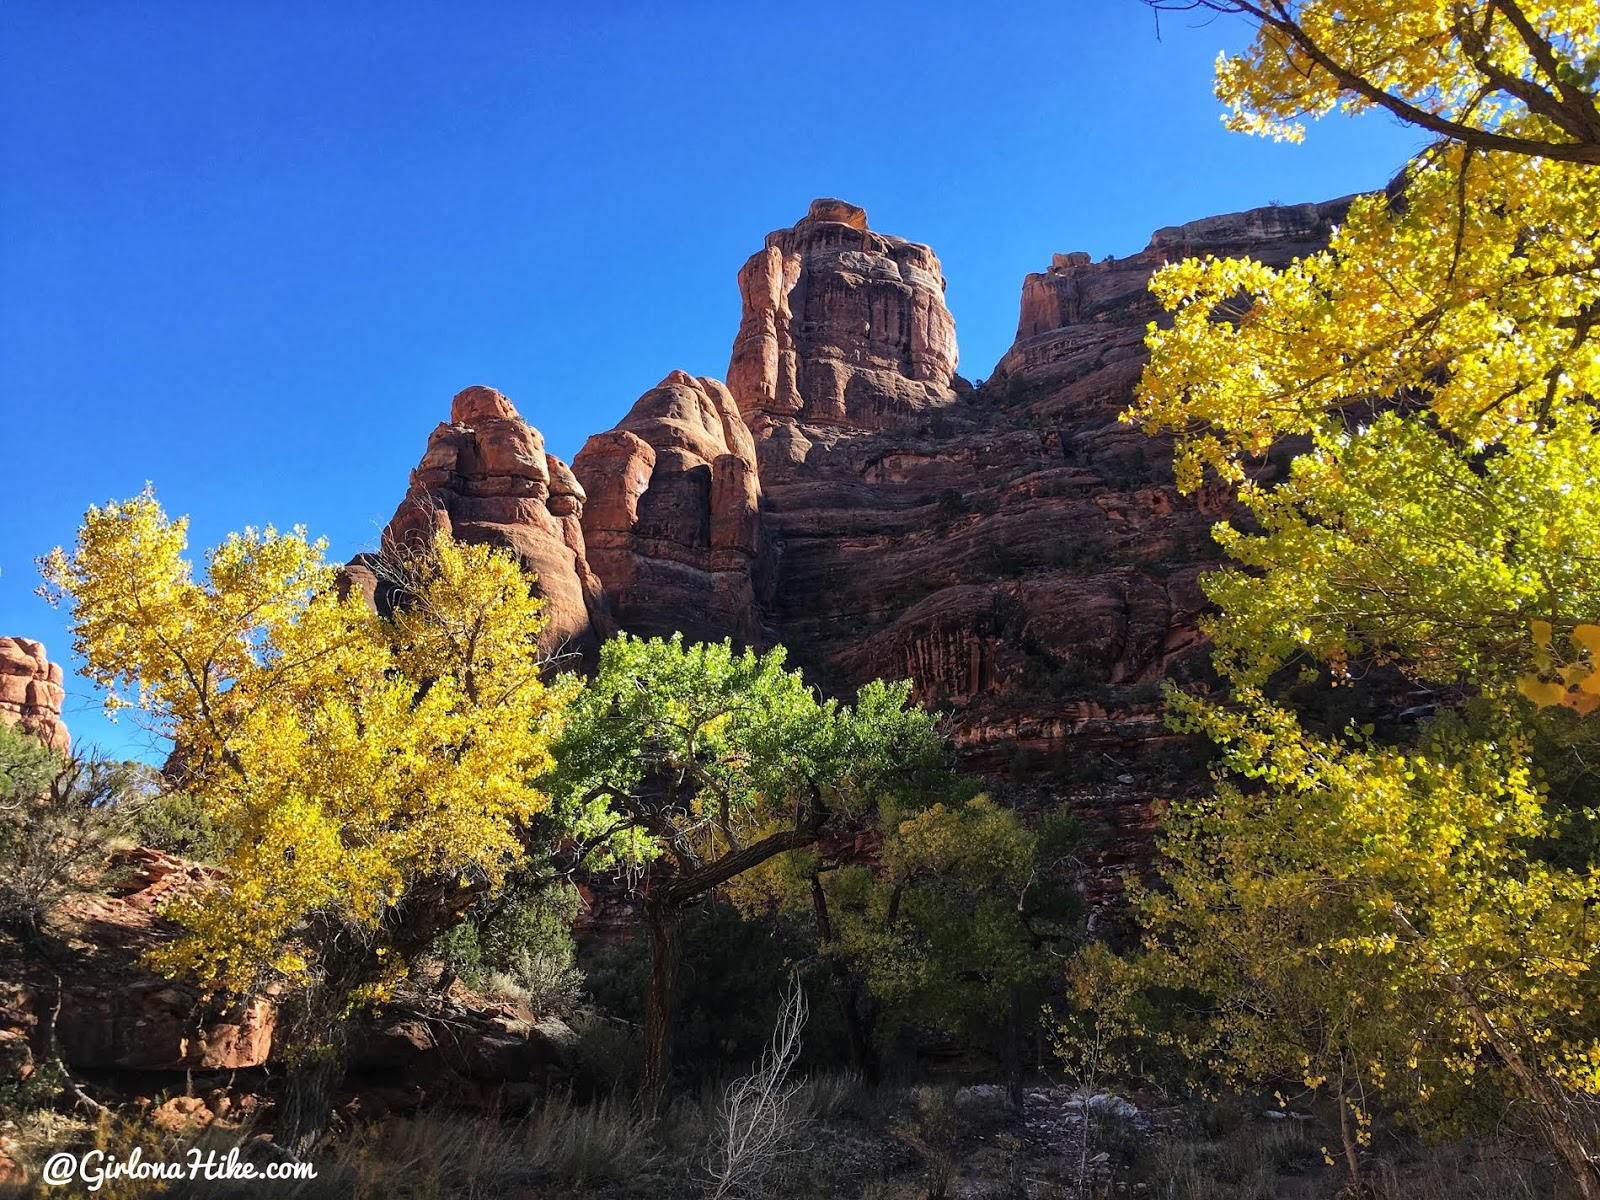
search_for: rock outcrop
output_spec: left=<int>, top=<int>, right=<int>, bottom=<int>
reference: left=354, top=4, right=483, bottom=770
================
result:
left=0, top=845, right=578, bottom=1127
left=369, top=197, right=1345, bottom=902
left=371, top=385, right=609, bottom=666
left=0, top=849, right=275, bottom=1075
left=0, top=637, right=69, bottom=751
left=998, top=197, right=1354, bottom=393
left=727, top=199, right=963, bottom=469
left=572, top=371, right=766, bottom=644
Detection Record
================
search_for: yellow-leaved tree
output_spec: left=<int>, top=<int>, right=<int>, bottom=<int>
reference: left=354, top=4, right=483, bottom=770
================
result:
left=1064, top=2, right=1600, bottom=1195
left=39, top=489, right=576, bottom=1152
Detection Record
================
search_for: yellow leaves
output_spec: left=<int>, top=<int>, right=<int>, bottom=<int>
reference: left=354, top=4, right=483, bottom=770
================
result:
left=1213, top=0, right=1600, bottom=157
left=885, top=795, right=1034, bottom=888
left=1101, top=681, right=1600, bottom=1124
left=44, top=491, right=574, bottom=1000
left=1132, top=141, right=1600, bottom=490
left=1519, top=623, right=1600, bottom=715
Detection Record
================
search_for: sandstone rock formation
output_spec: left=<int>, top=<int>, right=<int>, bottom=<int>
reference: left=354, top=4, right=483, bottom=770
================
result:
left=0, top=637, right=69, bottom=751
left=727, top=199, right=964, bottom=469
left=568, top=197, right=1348, bottom=901
left=0, top=844, right=577, bottom=1124
left=370, top=198, right=1344, bottom=903
left=572, top=371, right=766, bottom=644
left=999, top=197, right=1354, bottom=392
left=0, top=849, right=274, bottom=1074
left=372, top=385, right=609, bottom=666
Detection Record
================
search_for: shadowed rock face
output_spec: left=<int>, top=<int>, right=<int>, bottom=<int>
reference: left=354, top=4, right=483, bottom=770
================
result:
left=727, top=199, right=964, bottom=470
left=571, top=371, right=765, bottom=645
left=367, top=386, right=610, bottom=667
left=0, top=637, right=68, bottom=751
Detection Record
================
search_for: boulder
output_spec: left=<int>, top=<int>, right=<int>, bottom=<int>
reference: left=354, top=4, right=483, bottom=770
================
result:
left=0, top=637, right=68, bottom=750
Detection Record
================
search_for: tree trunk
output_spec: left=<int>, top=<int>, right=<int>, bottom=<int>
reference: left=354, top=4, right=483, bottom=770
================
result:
left=1537, top=1111, right=1600, bottom=1200
left=1389, top=906, right=1600, bottom=1198
left=1004, top=984, right=1024, bottom=1109
left=1335, top=1086, right=1363, bottom=1196
left=640, top=899, right=681, bottom=1113
left=275, top=1023, right=351, bottom=1159
left=810, top=872, right=879, bottom=1084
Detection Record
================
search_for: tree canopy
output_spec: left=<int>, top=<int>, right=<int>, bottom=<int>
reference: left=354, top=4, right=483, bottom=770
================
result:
left=1082, top=2, right=1600, bottom=1194
left=543, top=633, right=954, bottom=1103
left=40, top=490, right=577, bottom=1149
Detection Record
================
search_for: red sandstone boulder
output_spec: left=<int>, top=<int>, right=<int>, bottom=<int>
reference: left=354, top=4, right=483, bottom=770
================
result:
left=0, top=637, right=69, bottom=751
left=0, top=850, right=277, bottom=1075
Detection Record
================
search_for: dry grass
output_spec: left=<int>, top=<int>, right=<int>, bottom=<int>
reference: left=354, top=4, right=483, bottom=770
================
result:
left=4, top=1084, right=1576, bottom=1200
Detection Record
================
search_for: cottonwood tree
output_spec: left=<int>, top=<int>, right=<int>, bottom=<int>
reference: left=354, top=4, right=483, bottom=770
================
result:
left=732, top=796, right=1082, bottom=1101
left=543, top=633, right=951, bottom=1108
left=1077, top=1, right=1600, bottom=1194
left=40, top=490, right=577, bottom=1152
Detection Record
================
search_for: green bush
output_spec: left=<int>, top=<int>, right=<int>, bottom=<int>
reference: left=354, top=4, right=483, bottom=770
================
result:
left=430, top=877, right=583, bottom=1013
left=0, top=731, right=151, bottom=939
left=125, top=790, right=220, bottom=860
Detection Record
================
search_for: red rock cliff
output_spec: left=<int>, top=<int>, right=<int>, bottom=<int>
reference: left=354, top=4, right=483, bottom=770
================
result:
left=371, top=198, right=1345, bottom=899
left=361, top=385, right=610, bottom=666
left=727, top=199, right=963, bottom=470
left=0, top=637, right=68, bottom=751
left=571, top=371, right=765, bottom=645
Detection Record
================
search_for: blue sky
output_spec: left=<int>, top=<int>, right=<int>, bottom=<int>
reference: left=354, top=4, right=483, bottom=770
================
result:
left=1, top=1, right=1424, bottom=758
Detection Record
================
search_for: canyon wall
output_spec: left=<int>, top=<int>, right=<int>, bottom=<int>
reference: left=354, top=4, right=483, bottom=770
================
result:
left=369, top=197, right=1348, bottom=896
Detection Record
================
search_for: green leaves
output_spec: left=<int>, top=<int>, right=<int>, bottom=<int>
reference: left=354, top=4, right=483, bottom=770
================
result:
left=545, top=633, right=948, bottom=875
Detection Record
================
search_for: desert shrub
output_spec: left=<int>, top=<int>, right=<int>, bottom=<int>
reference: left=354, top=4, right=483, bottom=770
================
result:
left=935, top=488, right=968, bottom=520
left=0, top=724, right=58, bottom=803
left=567, top=1008, right=644, bottom=1097
left=124, top=790, right=220, bottom=861
left=891, top=1086, right=958, bottom=1200
left=0, top=732, right=151, bottom=940
left=430, top=877, right=583, bottom=1013
left=1018, top=654, right=1101, bottom=699
left=705, top=976, right=812, bottom=1199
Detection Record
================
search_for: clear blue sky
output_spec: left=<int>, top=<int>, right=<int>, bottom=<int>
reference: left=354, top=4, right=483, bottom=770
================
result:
left=1, top=1, right=1423, bottom=758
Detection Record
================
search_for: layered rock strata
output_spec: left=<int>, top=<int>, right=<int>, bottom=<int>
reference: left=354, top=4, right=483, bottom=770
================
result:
left=364, top=385, right=609, bottom=665
left=368, top=198, right=1345, bottom=901
left=573, top=197, right=1344, bottom=900
left=727, top=198, right=964, bottom=469
left=0, top=637, right=69, bottom=751
left=572, top=371, right=765, bottom=645
left=997, top=197, right=1353, bottom=390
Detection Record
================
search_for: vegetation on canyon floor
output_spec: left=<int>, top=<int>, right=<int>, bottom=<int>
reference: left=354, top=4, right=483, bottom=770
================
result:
left=5, top=0, right=1600, bottom=1196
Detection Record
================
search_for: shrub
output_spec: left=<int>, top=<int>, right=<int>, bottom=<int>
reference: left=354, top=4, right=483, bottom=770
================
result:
left=430, top=877, right=583, bottom=1014
left=0, top=732, right=151, bottom=940
left=124, top=790, right=220, bottom=861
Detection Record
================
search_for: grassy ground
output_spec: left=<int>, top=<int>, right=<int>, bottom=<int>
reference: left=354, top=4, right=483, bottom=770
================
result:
left=0, top=1081, right=1575, bottom=1200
